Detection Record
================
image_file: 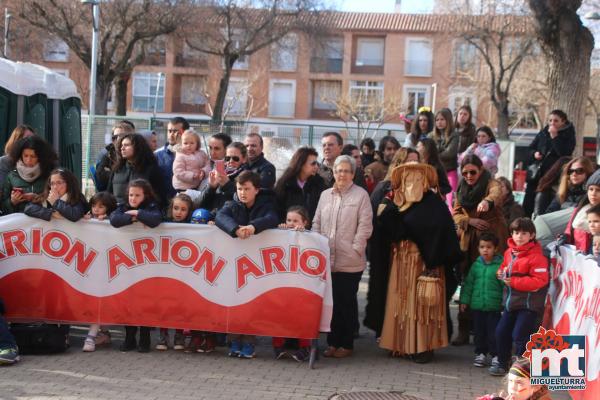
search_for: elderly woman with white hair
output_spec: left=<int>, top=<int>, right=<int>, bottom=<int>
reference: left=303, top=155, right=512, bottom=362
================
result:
left=312, top=155, right=373, bottom=358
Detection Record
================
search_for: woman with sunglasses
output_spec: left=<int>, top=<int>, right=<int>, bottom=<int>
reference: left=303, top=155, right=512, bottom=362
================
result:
left=197, top=142, right=248, bottom=217
left=274, top=147, right=327, bottom=226
left=452, top=154, right=508, bottom=346
left=544, top=157, right=595, bottom=214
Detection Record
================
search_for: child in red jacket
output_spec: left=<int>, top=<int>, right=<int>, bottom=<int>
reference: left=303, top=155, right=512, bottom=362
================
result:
left=491, top=218, right=549, bottom=376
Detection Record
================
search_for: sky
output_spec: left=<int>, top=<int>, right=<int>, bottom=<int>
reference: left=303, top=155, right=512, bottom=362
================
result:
left=339, top=0, right=433, bottom=13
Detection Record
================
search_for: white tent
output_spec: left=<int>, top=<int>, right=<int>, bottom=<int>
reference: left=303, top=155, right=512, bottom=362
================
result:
left=0, top=58, right=79, bottom=100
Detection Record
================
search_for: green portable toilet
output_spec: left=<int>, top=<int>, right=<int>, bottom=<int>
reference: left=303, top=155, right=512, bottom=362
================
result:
left=0, top=58, right=82, bottom=179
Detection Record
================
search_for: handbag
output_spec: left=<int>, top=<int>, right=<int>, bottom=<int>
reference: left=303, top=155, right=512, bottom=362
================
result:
left=526, top=161, right=542, bottom=183
left=10, top=323, right=70, bottom=354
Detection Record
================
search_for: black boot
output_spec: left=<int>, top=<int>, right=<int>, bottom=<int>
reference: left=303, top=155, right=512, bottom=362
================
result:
left=137, top=327, right=151, bottom=353
left=120, top=326, right=137, bottom=352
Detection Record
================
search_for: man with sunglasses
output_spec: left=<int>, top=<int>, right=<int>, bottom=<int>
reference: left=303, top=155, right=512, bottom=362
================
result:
left=155, top=116, right=189, bottom=201
left=94, top=120, right=135, bottom=191
left=244, top=133, right=275, bottom=190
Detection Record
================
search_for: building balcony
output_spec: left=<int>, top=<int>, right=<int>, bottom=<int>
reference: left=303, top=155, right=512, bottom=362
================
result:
left=175, top=54, right=208, bottom=69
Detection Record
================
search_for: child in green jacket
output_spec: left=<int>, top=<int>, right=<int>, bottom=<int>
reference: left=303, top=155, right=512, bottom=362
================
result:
left=459, top=232, right=504, bottom=369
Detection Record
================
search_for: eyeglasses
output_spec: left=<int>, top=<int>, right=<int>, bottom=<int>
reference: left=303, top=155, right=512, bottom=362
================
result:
left=225, top=156, right=240, bottom=162
left=334, top=169, right=352, bottom=175
left=50, top=180, right=66, bottom=186
left=568, top=168, right=585, bottom=175
left=462, top=170, right=479, bottom=177
left=167, top=129, right=179, bottom=133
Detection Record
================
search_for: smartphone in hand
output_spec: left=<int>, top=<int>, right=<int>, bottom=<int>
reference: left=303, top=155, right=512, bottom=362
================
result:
left=214, top=159, right=226, bottom=175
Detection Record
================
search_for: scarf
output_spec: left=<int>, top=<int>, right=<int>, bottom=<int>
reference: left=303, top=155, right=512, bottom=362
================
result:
left=457, top=169, right=491, bottom=211
left=16, top=160, right=41, bottom=183
left=573, top=204, right=591, bottom=232
left=167, top=144, right=177, bottom=154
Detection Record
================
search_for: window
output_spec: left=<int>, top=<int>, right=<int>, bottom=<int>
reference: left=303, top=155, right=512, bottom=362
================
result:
left=405, top=38, right=433, bottom=76
left=269, top=80, right=296, bottom=117
left=180, top=76, right=207, bottom=105
left=356, top=37, right=384, bottom=66
left=132, top=72, right=165, bottom=112
left=271, top=34, right=298, bottom=72
left=449, top=88, right=477, bottom=118
left=403, top=85, right=430, bottom=116
left=230, top=31, right=248, bottom=70
left=452, top=41, right=478, bottom=77
left=224, top=78, right=248, bottom=116
left=43, top=38, right=69, bottom=62
left=312, top=80, right=341, bottom=110
left=51, top=69, right=69, bottom=78
left=311, top=37, right=344, bottom=73
left=143, top=37, right=166, bottom=66
left=176, top=43, right=208, bottom=68
left=350, top=81, right=384, bottom=106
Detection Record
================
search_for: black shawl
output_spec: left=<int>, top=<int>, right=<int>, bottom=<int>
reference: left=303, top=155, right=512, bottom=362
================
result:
left=456, top=169, right=491, bottom=211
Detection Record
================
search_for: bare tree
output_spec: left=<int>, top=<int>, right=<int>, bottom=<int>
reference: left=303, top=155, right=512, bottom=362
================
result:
left=528, top=0, right=595, bottom=153
left=326, top=87, right=402, bottom=143
left=18, top=0, right=192, bottom=115
left=454, top=10, right=534, bottom=138
left=184, top=0, right=327, bottom=122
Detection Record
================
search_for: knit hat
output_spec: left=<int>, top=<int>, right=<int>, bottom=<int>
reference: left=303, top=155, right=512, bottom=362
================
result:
left=586, top=169, right=600, bottom=189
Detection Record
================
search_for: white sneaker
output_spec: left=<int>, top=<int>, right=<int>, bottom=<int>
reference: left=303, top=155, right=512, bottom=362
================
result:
left=83, top=337, right=96, bottom=352
left=473, top=353, right=487, bottom=367
left=491, top=356, right=500, bottom=367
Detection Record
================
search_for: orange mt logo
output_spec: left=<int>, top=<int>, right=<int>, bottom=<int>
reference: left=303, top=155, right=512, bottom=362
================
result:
left=524, top=327, right=586, bottom=390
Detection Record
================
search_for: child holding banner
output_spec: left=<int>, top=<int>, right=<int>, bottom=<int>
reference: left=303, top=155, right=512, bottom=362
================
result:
left=24, top=169, right=88, bottom=222
left=492, top=218, right=549, bottom=376
left=216, top=170, right=279, bottom=358
left=273, top=205, right=312, bottom=361
left=157, top=193, right=193, bottom=352
left=110, top=179, right=162, bottom=352
left=83, top=191, right=117, bottom=352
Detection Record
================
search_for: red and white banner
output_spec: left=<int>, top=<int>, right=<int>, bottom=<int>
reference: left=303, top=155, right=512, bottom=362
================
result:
left=550, top=245, right=600, bottom=400
left=0, top=214, right=332, bottom=339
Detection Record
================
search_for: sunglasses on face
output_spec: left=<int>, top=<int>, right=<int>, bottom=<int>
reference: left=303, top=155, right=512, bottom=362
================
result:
left=462, top=170, right=478, bottom=177
left=225, top=156, right=240, bottom=162
left=568, top=168, right=585, bottom=175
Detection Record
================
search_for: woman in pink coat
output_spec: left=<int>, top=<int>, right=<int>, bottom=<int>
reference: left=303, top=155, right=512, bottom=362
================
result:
left=312, top=155, right=373, bottom=359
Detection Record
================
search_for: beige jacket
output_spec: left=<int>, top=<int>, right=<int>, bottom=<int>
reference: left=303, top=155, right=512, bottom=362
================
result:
left=312, top=183, right=373, bottom=273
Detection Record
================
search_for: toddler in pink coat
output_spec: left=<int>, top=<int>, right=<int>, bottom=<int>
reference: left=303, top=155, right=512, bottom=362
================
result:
left=172, top=129, right=210, bottom=191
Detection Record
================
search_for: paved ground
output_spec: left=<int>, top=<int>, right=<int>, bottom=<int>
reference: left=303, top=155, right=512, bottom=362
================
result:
left=0, top=277, right=571, bottom=400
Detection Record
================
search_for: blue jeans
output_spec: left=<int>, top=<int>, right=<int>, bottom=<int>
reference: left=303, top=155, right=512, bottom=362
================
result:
left=472, top=310, right=501, bottom=356
left=495, top=309, right=538, bottom=368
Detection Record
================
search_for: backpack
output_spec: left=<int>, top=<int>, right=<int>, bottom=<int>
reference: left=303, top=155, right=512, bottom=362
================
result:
left=10, top=323, right=70, bottom=354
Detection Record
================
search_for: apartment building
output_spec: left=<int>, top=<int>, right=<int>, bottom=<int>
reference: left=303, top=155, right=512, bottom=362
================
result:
left=36, top=11, right=530, bottom=128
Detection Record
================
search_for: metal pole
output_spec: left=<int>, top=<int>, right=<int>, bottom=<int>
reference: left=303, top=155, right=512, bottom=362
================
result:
left=596, top=116, right=600, bottom=164
left=152, top=72, right=163, bottom=119
left=85, top=1, right=99, bottom=193
left=431, top=83, right=437, bottom=111
left=3, top=8, right=11, bottom=59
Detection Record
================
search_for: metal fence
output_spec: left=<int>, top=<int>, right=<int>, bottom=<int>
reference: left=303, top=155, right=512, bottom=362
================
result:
left=81, top=115, right=407, bottom=193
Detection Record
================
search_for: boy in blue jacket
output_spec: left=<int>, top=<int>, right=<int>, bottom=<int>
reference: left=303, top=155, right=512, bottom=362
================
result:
left=215, top=170, right=278, bottom=358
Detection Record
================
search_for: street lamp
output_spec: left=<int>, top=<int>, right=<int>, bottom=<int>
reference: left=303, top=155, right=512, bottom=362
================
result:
left=81, top=0, right=100, bottom=192
left=3, top=8, right=11, bottom=59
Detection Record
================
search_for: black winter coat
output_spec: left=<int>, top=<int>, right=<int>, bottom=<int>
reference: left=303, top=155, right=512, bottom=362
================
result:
left=363, top=179, right=393, bottom=336
left=544, top=185, right=586, bottom=214
left=109, top=202, right=163, bottom=228
left=215, top=190, right=279, bottom=238
left=24, top=198, right=89, bottom=222
left=275, top=174, right=327, bottom=223
left=529, top=123, right=576, bottom=179
left=95, top=144, right=116, bottom=192
left=108, top=162, right=166, bottom=206
left=247, top=153, right=276, bottom=190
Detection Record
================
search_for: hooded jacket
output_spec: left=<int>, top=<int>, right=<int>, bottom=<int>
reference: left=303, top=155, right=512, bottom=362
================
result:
left=498, top=239, right=549, bottom=313
left=215, top=190, right=279, bottom=237
left=460, top=254, right=504, bottom=311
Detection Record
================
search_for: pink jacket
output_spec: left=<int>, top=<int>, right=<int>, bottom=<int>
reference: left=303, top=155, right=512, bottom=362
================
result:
left=458, top=142, right=501, bottom=176
left=312, top=183, right=373, bottom=273
left=172, top=150, right=210, bottom=190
